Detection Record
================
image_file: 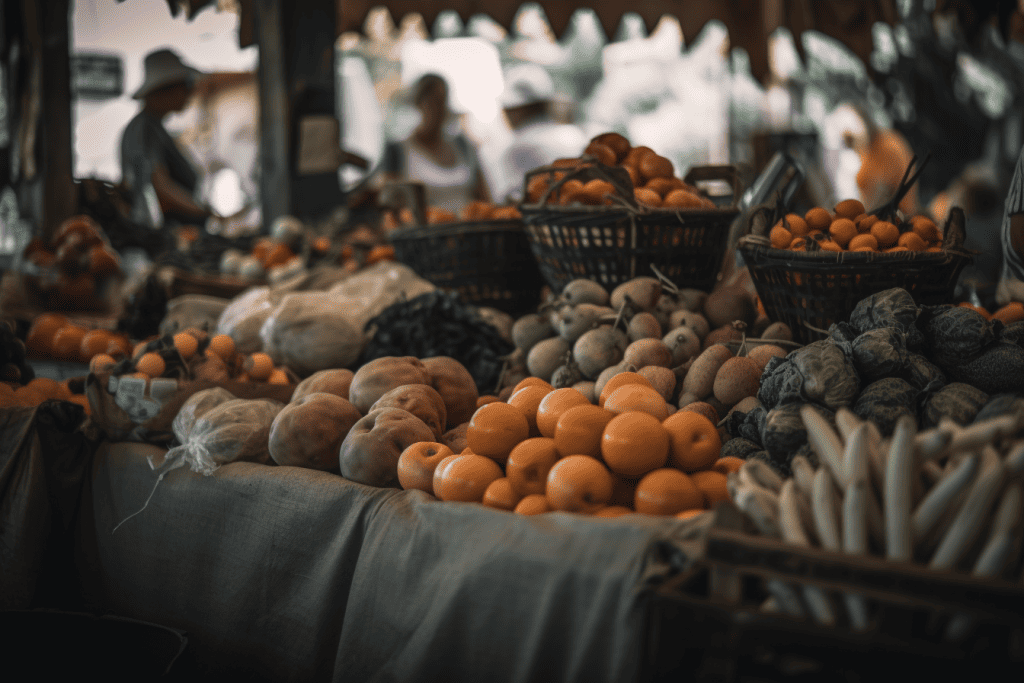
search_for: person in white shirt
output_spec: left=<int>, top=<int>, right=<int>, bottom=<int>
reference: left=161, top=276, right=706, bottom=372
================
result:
left=493, top=63, right=587, bottom=203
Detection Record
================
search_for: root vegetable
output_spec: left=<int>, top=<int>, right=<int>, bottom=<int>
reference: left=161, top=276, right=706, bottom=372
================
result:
left=574, top=327, right=627, bottom=379
left=682, top=344, right=734, bottom=401
left=512, top=313, right=554, bottom=353
left=662, top=326, right=702, bottom=366
left=627, top=312, right=662, bottom=341
left=527, top=336, right=571, bottom=382
left=713, top=356, right=761, bottom=406
left=561, top=279, right=609, bottom=307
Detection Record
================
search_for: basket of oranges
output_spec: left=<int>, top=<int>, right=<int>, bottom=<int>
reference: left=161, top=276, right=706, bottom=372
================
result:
left=738, top=197, right=973, bottom=345
left=386, top=195, right=546, bottom=316
left=517, top=133, right=742, bottom=293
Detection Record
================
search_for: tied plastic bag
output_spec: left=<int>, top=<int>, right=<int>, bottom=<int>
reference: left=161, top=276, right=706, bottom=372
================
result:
left=161, top=398, right=283, bottom=476
left=259, top=292, right=365, bottom=377
left=216, top=286, right=279, bottom=354
left=326, top=262, right=435, bottom=329
left=171, top=386, right=237, bottom=444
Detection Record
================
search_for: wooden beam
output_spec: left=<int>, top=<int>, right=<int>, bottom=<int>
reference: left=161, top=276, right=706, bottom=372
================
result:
left=38, top=0, right=75, bottom=240
left=255, top=0, right=290, bottom=228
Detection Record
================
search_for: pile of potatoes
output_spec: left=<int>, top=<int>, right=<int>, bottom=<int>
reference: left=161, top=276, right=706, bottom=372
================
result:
left=503, top=276, right=796, bottom=426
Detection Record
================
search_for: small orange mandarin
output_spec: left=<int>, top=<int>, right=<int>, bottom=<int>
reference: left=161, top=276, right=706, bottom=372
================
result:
left=634, top=468, right=703, bottom=516
left=207, top=334, right=236, bottom=362
left=828, top=218, right=857, bottom=248
left=897, top=231, right=927, bottom=251
left=89, top=353, right=117, bottom=374
left=857, top=214, right=879, bottom=232
left=511, top=376, right=554, bottom=395
left=603, top=383, right=669, bottom=420
left=553, top=403, right=617, bottom=459
left=634, top=188, right=663, bottom=207
left=690, top=469, right=730, bottom=507
left=711, top=456, right=745, bottom=475
left=598, top=371, right=652, bottom=408
left=507, top=384, right=554, bottom=436
left=911, top=216, right=941, bottom=242
left=783, top=214, right=809, bottom=237
left=663, top=410, right=721, bottom=472
left=847, top=233, right=878, bottom=251
left=535, top=387, right=590, bottom=439
left=506, top=437, right=561, bottom=497
left=27, top=377, right=62, bottom=398
left=432, top=453, right=461, bottom=497
left=482, top=477, right=523, bottom=511
left=267, top=368, right=290, bottom=385
left=595, top=505, right=633, bottom=518
left=991, top=302, right=1024, bottom=325
left=79, top=329, right=111, bottom=360
left=132, top=341, right=150, bottom=359
left=173, top=332, right=199, bottom=360
left=675, top=509, right=705, bottom=520
left=476, top=395, right=501, bottom=408
left=833, top=199, right=865, bottom=219
left=870, top=220, right=899, bottom=248
left=546, top=454, right=614, bottom=514
left=14, top=386, right=46, bottom=406
left=466, top=401, right=530, bottom=464
left=804, top=207, right=832, bottom=232
left=245, top=352, right=275, bottom=381
left=436, top=453, right=504, bottom=503
left=106, top=334, right=132, bottom=359
left=601, top=411, right=670, bottom=478
left=398, top=441, right=453, bottom=493
left=769, top=225, right=793, bottom=249
left=26, top=313, right=69, bottom=357
left=135, top=352, right=166, bottom=378
left=514, top=493, right=552, bottom=515
left=819, top=240, right=842, bottom=253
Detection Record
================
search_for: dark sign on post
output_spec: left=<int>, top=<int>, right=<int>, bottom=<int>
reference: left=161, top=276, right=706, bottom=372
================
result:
left=71, top=53, right=124, bottom=100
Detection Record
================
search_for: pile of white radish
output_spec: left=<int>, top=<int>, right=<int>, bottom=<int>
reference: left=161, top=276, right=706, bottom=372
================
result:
left=728, top=405, right=1024, bottom=639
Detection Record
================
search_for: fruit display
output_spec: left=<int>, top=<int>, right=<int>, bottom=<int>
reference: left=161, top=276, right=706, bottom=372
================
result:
left=727, top=404, right=1024, bottom=637
left=524, top=132, right=716, bottom=210
left=768, top=199, right=944, bottom=254
left=13, top=215, right=122, bottom=313
left=381, top=201, right=523, bottom=232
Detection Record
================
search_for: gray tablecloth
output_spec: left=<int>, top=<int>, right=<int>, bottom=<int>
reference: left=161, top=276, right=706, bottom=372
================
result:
left=75, top=442, right=703, bottom=682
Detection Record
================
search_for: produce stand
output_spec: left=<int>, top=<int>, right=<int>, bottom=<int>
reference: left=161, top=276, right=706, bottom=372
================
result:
left=72, top=440, right=701, bottom=682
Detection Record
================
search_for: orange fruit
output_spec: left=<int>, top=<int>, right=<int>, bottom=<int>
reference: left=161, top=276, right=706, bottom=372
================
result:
left=79, top=329, right=111, bottom=360
left=435, top=453, right=504, bottom=503
left=366, top=245, right=396, bottom=265
left=833, top=198, right=865, bottom=219
left=621, top=165, right=641, bottom=190
left=135, top=352, right=166, bottom=378
left=535, top=387, right=590, bottom=439
left=432, top=453, right=461, bottom=497
left=26, top=313, right=70, bottom=357
left=711, top=456, right=745, bottom=475
left=601, top=411, right=670, bottom=477
left=553, top=403, right=617, bottom=459
left=267, top=368, right=290, bottom=385
left=398, top=441, right=455, bottom=493
left=828, top=218, right=857, bottom=248
left=663, top=410, right=721, bottom=472
left=557, top=179, right=585, bottom=205
left=312, top=236, right=331, bottom=253
left=507, top=384, right=553, bottom=437
left=991, top=302, right=1024, bottom=325
left=789, top=237, right=808, bottom=251
left=207, top=334, right=236, bottom=362
left=14, top=385, right=46, bottom=406
left=590, top=132, right=631, bottom=161
left=173, top=332, right=199, bottom=360
left=245, top=352, right=275, bottom=381
left=957, top=301, right=991, bottom=318
left=89, top=353, right=117, bottom=374
left=584, top=141, right=618, bottom=166
left=598, top=371, right=652, bottom=407
left=870, top=220, right=899, bottom=248
left=847, top=233, right=878, bottom=251
left=51, top=325, right=89, bottom=362
left=512, top=377, right=554, bottom=395
left=634, top=188, right=663, bottom=207
left=662, top=189, right=707, bottom=209
left=623, top=145, right=655, bottom=168
left=911, top=216, right=941, bottom=242
left=106, top=334, right=132, bottom=359
left=27, top=377, right=63, bottom=399
left=514, top=493, right=552, bottom=515
left=634, top=468, right=703, bottom=515
left=770, top=224, right=793, bottom=249
left=638, top=154, right=674, bottom=182
left=476, top=395, right=501, bottom=408
left=132, top=341, right=150, bottom=359
left=482, top=477, right=523, bottom=511
left=466, top=401, right=530, bottom=464
left=690, top=469, right=730, bottom=507
left=595, top=505, right=633, bottom=518
left=546, top=454, right=614, bottom=514
left=885, top=246, right=909, bottom=253
left=506, top=437, right=561, bottom=497
left=581, top=179, right=615, bottom=205
left=897, top=231, right=927, bottom=251
left=818, top=240, right=842, bottom=253
left=644, top=177, right=675, bottom=197
left=603, top=383, right=669, bottom=420
left=782, top=213, right=809, bottom=237
left=252, top=237, right=274, bottom=262
left=804, top=207, right=832, bottom=232
left=675, top=509, right=705, bottom=520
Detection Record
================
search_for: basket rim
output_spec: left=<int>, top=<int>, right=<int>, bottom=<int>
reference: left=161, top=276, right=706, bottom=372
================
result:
left=739, top=240, right=973, bottom=267
left=519, top=203, right=740, bottom=217
left=389, top=218, right=525, bottom=241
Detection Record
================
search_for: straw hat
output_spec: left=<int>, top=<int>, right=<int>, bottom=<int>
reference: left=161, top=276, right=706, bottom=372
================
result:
left=132, top=48, right=202, bottom=100
left=500, top=63, right=555, bottom=109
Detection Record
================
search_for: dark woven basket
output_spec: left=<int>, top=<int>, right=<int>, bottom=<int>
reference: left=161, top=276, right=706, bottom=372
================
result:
left=518, top=163, right=741, bottom=293
left=389, top=219, right=546, bottom=315
left=738, top=207, right=973, bottom=345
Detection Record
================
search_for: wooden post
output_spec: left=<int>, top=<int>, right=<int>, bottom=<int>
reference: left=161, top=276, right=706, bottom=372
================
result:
left=255, top=0, right=291, bottom=229
left=38, top=0, right=74, bottom=241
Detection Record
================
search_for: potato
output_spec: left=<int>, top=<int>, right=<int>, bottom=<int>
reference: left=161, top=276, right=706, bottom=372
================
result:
left=713, top=356, right=762, bottom=406
left=682, top=344, right=734, bottom=400
left=292, top=368, right=355, bottom=403
left=370, top=383, right=448, bottom=440
left=338, top=408, right=436, bottom=487
left=704, top=284, right=756, bottom=329
left=269, top=393, right=362, bottom=471
left=746, top=344, right=788, bottom=371
left=421, top=356, right=479, bottom=427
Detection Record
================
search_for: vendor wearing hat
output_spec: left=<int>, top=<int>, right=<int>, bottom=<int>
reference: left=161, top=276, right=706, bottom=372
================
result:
left=120, top=48, right=218, bottom=232
left=492, top=63, right=586, bottom=203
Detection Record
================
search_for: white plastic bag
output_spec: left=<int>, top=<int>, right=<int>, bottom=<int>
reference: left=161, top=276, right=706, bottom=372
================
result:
left=171, top=386, right=237, bottom=445
left=259, top=292, right=366, bottom=376
left=164, top=398, right=283, bottom=476
left=327, top=262, right=435, bottom=328
left=216, top=286, right=278, bottom=354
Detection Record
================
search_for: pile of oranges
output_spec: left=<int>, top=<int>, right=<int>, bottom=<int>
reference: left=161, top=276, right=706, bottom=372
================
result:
left=955, top=300, right=1024, bottom=326
left=769, top=199, right=943, bottom=254
left=398, top=372, right=745, bottom=519
left=525, top=132, right=716, bottom=210
left=0, top=376, right=91, bottom=412
left=26, top=313, right=132, bottom=364
left=21, top=215, right=121, bottom=311
left=381, top=202, right=523, bottom=231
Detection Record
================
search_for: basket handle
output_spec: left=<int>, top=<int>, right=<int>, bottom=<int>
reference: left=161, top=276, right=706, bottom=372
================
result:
left=943, top=206, right=968, bottom=250
left=683, top=165, right=742, bottom=208
left=379, top=181, right=427, bottom=226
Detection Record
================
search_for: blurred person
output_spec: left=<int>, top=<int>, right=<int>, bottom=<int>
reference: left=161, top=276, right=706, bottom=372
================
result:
left=492, top=63, right=587, bottom=203
left=119, top=49, right=220, bottom=236
left=997, top=144, right=1024, bottom=305
left=379, top=73, right=489, bottom=216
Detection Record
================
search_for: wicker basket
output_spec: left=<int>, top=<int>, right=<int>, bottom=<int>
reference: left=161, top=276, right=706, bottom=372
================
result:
left=738, top=207, right=974, bottom=345
left=389, top=218, right=546, bottom=316
left=518, top=163, right=741, bottom=293
left=644, top=505, right=1024, bottom=683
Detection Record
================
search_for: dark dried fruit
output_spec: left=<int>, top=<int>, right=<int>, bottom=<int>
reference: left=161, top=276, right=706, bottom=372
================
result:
left=757, top=340, right=859, bottom=412
left=922, top=382, right=989, bottom=428
left=849, top=288, right=922, bottom=348
left=853, top=378, right=919, bottom=436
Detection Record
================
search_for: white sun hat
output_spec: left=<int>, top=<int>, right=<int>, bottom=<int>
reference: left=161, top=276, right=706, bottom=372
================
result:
left=500, top=63, right=555, bottom=109
left=132, top=48, right=202, bottom=100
